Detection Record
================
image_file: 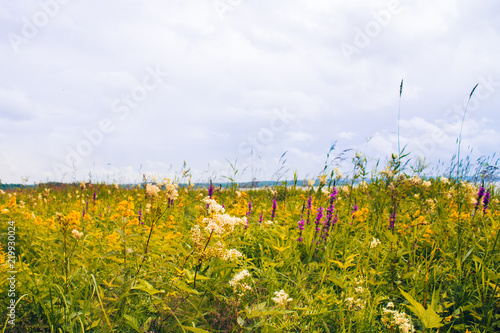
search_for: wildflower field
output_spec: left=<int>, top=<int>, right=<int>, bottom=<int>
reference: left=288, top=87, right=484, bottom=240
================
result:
left=0, top=163, right=499, bottom=332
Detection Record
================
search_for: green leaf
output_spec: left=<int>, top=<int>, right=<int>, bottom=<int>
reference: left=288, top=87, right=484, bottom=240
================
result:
left=271, top=245, right=291, bottom=252
left=175, top=280, right=200, bottom=294
left=123, top=314, right=141, bottom=332
left=400, top=289, right=444, bottom=329
left=86, top=319, right=101, bottom=330
left=131, top=279, right=164, bottom=296
left=182, top=326, right=211, bottom=333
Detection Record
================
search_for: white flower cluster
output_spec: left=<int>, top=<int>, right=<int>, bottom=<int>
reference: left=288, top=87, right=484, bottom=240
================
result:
left=222, top=249, right=243, bottom=261
left=229, top=269, right=252, bottom=297
left=202, top=196, right=225, bottom=214
left=345, top=277, right=368, bottom=310
left=380, top=167, right=395, bottom=178
left=345, top=297, right=366, bottom=310
left=334, top=167, right=342, bottom=180
left=145, top=184, right=160, bottom=197
left=409, top=176, right=422, bottom=185
left=272, top=290, right=293, bottom=307
left=355, top=286, right=365, bottom=294
left=370, top=237, right=381, bottom=249
left=72, top=229, right=83, bottom=239
left=191, top=225, right=202, bottom=245
left=191, top=198, right=246, bottom=263
left=203, top=213, right=246, bottom=235
left=163, top=180, right=178, bottom=201
left=381, top=302, right=415, bottom=333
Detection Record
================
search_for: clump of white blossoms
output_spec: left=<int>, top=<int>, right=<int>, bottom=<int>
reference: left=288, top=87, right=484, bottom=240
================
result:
left=345, top=297, right=366, bottom=310
left=72, top=229, right=83, bottom=239
left=203, top=213, right=246, bottom=236
left=409, top=176, right=422, bottom=185
left=223, top=249, right=243, bottom=261
left=272, top=290, right=293, bottom=307
left=380, top=167, right=395, bottom=178
left=163, top=179, right=178, bottom=201
left=191, top=197, right=246, bottom=264
left=381, top=302, right=415, bottom=333
left=145, top=184, right=160, bottom=197
left=229, top=269, right=252, bottom=297
left=422, top=180, right=432, bottom=187
left=370, top=237, right=381, bottom=249
left=202, top=197, right=225, bottom=214
left=345, top=277, right=368, bottom=310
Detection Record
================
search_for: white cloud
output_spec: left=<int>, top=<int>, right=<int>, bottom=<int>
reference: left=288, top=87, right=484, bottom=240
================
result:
left=0, top=1, right=499, bottom=183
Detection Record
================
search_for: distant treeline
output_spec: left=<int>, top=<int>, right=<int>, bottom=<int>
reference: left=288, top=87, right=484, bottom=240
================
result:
left=0, top=179, right=355, bottom=190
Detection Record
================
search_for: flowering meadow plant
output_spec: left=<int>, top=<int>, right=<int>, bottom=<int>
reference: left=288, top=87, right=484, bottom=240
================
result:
left=0, top=170, right=498, bottom=332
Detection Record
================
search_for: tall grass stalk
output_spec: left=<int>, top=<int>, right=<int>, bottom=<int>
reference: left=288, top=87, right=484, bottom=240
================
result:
left=455, top=83, right=478, bottom=262
left=398, top=79, right=403, bottom=171
left=456, top=83, right=479, bottom=180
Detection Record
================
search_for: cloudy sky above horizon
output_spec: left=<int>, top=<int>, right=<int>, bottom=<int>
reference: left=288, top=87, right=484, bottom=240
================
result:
left=1, top=0, right=499, bottom=184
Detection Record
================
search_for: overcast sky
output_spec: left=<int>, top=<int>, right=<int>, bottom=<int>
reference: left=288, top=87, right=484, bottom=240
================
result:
left=1, top=0, right=499, bottom=184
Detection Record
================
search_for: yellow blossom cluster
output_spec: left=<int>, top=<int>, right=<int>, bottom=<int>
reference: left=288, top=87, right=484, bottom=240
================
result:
left=352, top=207, right=369, bottom=223
left=55, top=210, right=81, bottom=233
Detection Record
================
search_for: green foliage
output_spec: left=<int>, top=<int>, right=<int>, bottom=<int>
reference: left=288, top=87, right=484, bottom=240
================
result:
left=0, top=170, right=498, bottom=332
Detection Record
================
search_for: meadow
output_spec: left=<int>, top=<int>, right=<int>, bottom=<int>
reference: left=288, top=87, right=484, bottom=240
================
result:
left=0, top=153, right=499, bottom=333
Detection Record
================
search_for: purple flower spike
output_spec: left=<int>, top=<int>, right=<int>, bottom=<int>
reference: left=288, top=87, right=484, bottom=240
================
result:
left=352, top=203, right=358, bottom=213
left=93, top=191, right=96, bottom=202
left=483, top=191, right=490, bottom=214
left=350, top=201, right=358, bottom=225
left=247, top=201, right=252, bottom=216
left=297, top=216, right=306, bottom=242
left=138, top=205, right=142, bottom=222
left=208, top=180, right=214, bottom=198
left=389, top=210, right=396, bottom=229
left=271, top=197, right=277, bottom=221
left=298, top=218, right=305, bottom=231
left=314, top=207, right=324, bottom=234
left=306, top=195, right=312, bottom=224
left=259, top=211, right=263, bottom=224
left=476, top=186, right=485, bottom=210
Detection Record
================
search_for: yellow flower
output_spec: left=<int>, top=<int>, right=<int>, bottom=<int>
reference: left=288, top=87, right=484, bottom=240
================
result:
left=106, top=231, right=121, bottom=250
left=6, top=196, right=17, bottom=209
left=56, top=210, right=81, bottom=232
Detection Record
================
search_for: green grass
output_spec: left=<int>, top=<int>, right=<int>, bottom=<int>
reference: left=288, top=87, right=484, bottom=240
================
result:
left=0, top=162, right=498, bottom=332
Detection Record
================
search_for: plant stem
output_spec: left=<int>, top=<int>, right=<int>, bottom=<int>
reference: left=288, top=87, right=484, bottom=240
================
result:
left=456, top=83, right=478, bottom=181
left=398, top=79, right=403, bottom=174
